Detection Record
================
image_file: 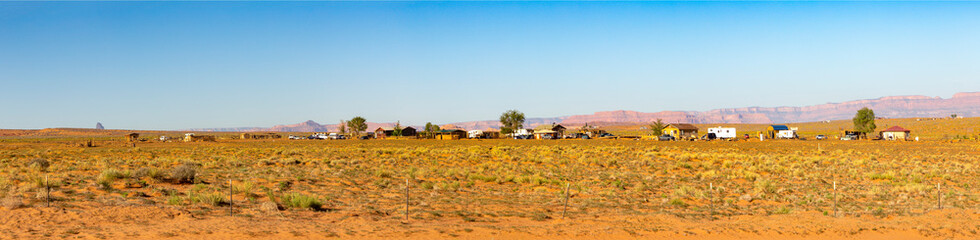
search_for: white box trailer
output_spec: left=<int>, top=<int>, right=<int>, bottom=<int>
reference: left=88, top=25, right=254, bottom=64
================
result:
left=777, top=130, right=798, bottom=139
left=467, top=130, right=483, bottom=139
left=707, top=127, right=737, bottom=139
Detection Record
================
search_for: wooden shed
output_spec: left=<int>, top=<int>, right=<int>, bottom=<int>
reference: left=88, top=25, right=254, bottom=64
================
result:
left=435, top=129, right=466, bottom=140
left=126, top=133, right=140, bottom=142
left=375, top=126, right=417, bottom=138
left=184, top=133, right=216, bottom=142
left=533, top=124, right=566, bottom=139
left=241, top=133, right=282, bottom=140
left=664, top=124, right=698, bottom=140
left=765, top=125, right=795, bottom=139
left=880, top=126, right=911, bottom=141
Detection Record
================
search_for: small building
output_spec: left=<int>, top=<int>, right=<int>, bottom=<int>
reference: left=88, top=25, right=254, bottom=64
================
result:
left=184, top=133, right=216, bottom=142
left=375, top=126, right=417, bottom=138
left=572, top=124, right=607, bottom=138
left=707, top=127, right=737, bottom=139
left=880, top=126, right=911, bottom=141
left=663, top=124, right=698, bottom=140
left=765, top=125, right=797, bottom=139
left=533, top=124, right=566, bottom=139
left=374, top=127, right=391, bottom=138
left=401, top=127, right=417, bottom=137
left=126, top=133, right=140, bottom=142
left=533, top=130, right=559, bottom=139
left=435, top=129, right=466, bottom=140
left=241, top=133, right=282, bottom=140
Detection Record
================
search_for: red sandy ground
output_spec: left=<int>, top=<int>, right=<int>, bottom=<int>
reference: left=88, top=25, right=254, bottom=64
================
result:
left=1, top=204, right=976, bottom=239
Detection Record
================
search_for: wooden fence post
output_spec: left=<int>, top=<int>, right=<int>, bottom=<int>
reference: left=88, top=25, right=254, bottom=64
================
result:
left=405, top=178, right=410, bottom=222
left=45, top=175, right=50, bottom=207
left=562, top=183, right=570, bottom=219
left=833, top=181, right=837, bottom=217
left=937, top=183, right=942, bottom=210
left=709, top=183, right=714, bottom=217
left=229, top=180, right=234, bottom=216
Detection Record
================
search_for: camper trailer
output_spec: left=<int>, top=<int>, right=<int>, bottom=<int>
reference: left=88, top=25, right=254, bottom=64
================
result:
left=467, top=130, right=482, bottom=139
left=707, top=127, right=737, bottom=139
left=777, top=130, right=798, bottom=139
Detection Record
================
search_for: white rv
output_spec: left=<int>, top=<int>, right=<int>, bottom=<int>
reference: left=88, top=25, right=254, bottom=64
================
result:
left=467, top=130, right=483, bottom=139
left=777, top=130, right=798, bottom=139
left=707, top=127, right=737, bottom=139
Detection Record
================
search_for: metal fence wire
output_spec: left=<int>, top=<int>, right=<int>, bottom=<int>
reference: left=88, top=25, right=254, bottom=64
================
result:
left=390, top=180, right=977, bottom=221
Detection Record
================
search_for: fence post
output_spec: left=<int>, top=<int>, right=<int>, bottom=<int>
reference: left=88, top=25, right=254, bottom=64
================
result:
left=45, top=175, right=50, bottom=207
left=405, top=178, right=410, bottom=222
left=229, top=180, right=233, bottom=216
left=709, top=183, right=714, bottom=217
left=562, top=183, right=570, bottom=219
left=833, top=181, right=837, bottom=217
left=937, top=183, right=942, bottom=210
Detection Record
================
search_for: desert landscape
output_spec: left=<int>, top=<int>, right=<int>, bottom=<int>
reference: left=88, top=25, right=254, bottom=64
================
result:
left=5, top=1, right=980, bottom=239
left=1, top=119, right=978, bottom=239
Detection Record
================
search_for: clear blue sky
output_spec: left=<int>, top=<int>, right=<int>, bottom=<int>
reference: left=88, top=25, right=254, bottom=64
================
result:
left=2, top=1, right=979, bottom=130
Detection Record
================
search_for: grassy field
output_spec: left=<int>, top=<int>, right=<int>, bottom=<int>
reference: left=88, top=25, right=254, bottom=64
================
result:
left=607, top=117, right=980, bottom=140
left=0, top=129, right=978, bottom=239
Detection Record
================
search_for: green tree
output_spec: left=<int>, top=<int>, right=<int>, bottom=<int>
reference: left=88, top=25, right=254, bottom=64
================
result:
left=393, top=121, right=403, bottom=137
left=648, top=119, right=666, bottom=136
left=347, top=116, right=368, bottom=137
left=424, top=122, right=440, bottom=138
left=853, top=107, right=876, bottom=134
left=499, top=110, right=526, bottom=134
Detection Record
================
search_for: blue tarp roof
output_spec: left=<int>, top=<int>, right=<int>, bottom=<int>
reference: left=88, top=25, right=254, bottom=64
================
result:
left=770, top=125, right=789, bottom=131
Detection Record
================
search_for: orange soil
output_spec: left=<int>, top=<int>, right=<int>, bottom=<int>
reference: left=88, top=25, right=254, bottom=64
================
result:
left=1, top=204, right=976, bottom=239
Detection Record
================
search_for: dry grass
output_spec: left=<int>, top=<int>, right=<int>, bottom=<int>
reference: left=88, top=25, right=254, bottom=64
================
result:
left=0, top=120, right=978, bottom=238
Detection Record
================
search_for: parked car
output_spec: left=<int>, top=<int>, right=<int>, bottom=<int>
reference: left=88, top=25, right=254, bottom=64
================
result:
left=513, top=134, right=533, bottom=139
left=326, top=133, right=346, bottom=140
left=658, top=134, right=675, bottom=141
left=703, top=133, right=717, bottom=140
left=815, top=135, right=827, bottom=140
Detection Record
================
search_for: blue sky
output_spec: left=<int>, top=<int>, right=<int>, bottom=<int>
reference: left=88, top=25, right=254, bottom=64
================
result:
left=2, top=1, right=979, bottom=130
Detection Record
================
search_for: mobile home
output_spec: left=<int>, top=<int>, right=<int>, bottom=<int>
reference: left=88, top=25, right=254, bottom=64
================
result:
left=707, top=127, right=737, bottom=139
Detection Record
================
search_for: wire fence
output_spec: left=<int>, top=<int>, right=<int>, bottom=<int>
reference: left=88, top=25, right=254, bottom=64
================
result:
left=378, top=180, right=979, bottom=221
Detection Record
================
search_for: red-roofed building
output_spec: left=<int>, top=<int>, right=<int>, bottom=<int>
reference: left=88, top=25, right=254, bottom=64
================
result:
left=880, top=126, right=911, bottom=141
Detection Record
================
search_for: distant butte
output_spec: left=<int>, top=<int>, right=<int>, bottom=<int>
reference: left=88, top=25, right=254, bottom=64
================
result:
left=191, top=92, right=980, bottom=132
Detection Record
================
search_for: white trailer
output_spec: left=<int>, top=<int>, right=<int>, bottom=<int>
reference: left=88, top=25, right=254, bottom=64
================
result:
left=777, top=130, right=798, bottom=139
left=707, top=127, right=737, bottom=139
left=467, top=130, right=483, bottom=139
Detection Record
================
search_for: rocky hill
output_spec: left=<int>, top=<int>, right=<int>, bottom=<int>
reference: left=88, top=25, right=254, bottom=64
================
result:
left=448, top=92, right=980, bottom=129
left=190, top=92, right=980, bottom=132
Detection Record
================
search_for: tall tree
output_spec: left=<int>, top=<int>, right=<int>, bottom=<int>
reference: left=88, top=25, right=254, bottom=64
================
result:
left=393, top=121, right=403, bottom=137
left=499, top=110, right=526, bottom=134
left=347, top=116, right=368, bottom=137
left=648, top=119, right=666, bottom=136
left=337, top=120, right=347, bottom=136
left=424, top=122, right=440, bottom=138
left=853, top=107, right=876, bottom=134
